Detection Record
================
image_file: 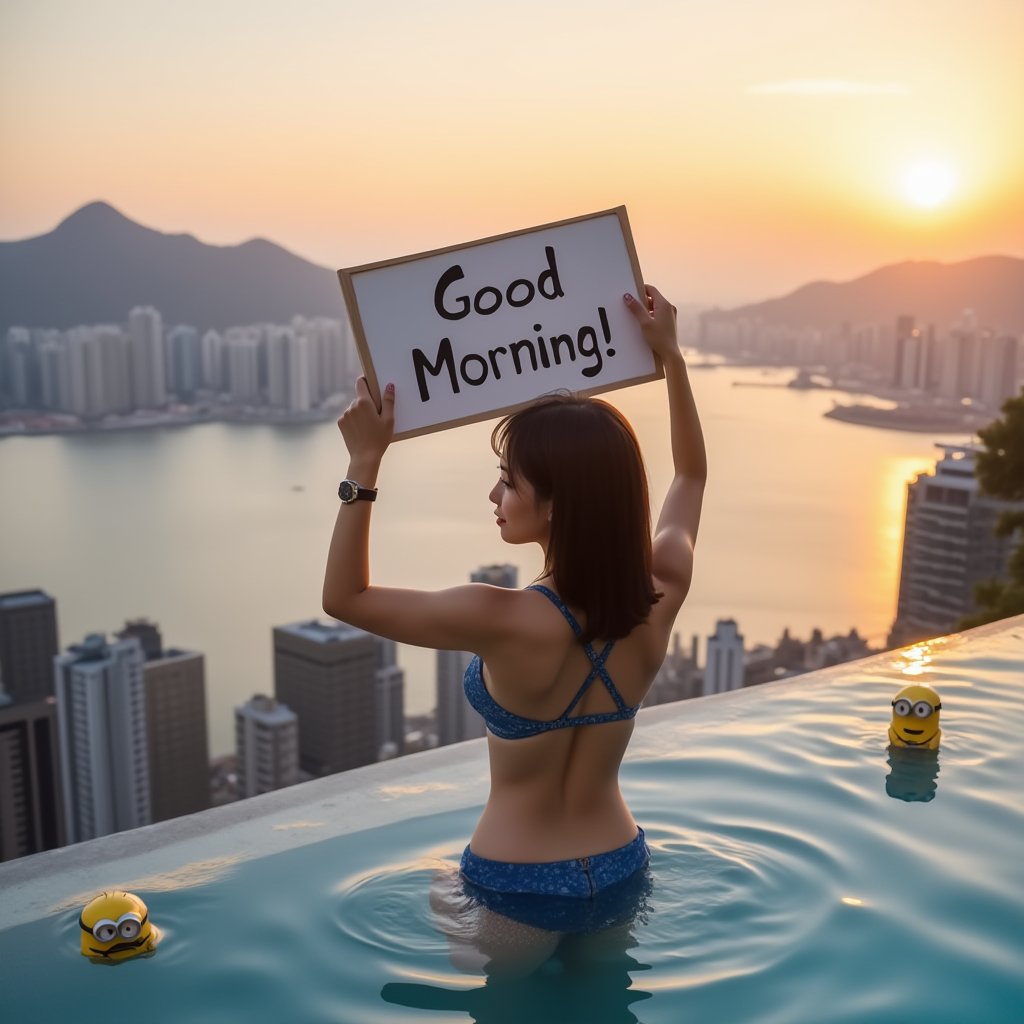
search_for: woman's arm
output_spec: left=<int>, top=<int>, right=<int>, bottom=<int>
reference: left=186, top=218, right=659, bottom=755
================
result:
left=624, top=287, right=707, bottom=598
left=322, top=377, right=521, bottom=651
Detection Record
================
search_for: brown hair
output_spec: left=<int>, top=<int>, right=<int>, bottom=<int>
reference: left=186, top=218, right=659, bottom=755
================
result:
left=491, top=393, right=660, bottom=643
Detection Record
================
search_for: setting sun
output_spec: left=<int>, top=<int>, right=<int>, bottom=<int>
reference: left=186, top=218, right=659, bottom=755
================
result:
left=903, top=160, right=958, bottom=208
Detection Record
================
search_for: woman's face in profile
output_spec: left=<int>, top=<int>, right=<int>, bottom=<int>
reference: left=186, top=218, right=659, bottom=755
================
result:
left=489, top=460, right=551, bottom=546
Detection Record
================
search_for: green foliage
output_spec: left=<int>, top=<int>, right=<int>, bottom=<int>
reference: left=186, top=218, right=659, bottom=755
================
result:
left=975, top=388, right=1024, bottom=501
left=958, top=388, right=1024, bottom=629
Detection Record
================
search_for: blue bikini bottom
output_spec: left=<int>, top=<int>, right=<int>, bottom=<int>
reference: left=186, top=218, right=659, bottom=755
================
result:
left=459, top=827, right=651, bottom=933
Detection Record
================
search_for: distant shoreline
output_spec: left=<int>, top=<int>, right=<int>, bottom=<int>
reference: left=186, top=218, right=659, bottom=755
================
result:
left=0, top=403, right=344, bottom=439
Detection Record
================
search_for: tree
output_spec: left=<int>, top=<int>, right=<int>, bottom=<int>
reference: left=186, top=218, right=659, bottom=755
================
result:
left=958, top=388, right=1024, bottom=629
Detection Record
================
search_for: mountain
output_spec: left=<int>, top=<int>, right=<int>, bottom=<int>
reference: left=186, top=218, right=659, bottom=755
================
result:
left=3, top=204, right=1023, bottom=336
left=702, top=256, right=1024, bottom=335
left=0, top=202, right=345, bottom=331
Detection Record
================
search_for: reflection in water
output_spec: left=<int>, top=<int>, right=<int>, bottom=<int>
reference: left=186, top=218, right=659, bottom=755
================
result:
left=381, top=929, right=653, bottom=1023
left=885, top=747, right=940, bottom=803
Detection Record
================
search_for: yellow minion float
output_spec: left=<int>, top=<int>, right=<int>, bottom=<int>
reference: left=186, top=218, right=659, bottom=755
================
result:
left=888, top=684, right=942, bottom=750
left=79, top=891, right=157, bottom=962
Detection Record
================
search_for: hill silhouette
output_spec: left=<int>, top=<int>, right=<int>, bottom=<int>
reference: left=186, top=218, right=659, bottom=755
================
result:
left=3, top=203, right=1022, bottom=336
left=0, top=201, right=344, bottom=331
left=703, top=256, right=1024, bottom=334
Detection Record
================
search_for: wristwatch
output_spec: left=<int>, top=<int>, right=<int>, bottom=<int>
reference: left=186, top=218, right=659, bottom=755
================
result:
left=338, top=479, right=378, bottom=504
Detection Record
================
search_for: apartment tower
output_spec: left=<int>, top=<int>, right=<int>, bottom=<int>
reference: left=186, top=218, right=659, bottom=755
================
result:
left=273, top=620, right=378, bottom=775
left=234, top=695, right=299, bottom=798
left=54, top=634, right=151, bottom=843
left=889, top=444, right=1024, bottom=646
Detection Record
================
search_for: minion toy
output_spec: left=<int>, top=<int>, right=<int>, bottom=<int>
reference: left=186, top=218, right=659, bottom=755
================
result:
left=79, top=891, right=157, bottom=962
left=888, top=684, right=942, bottom=750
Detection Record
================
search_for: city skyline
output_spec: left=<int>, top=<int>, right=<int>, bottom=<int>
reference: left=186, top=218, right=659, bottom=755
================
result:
left=3, top=1, right=1023, bottom=306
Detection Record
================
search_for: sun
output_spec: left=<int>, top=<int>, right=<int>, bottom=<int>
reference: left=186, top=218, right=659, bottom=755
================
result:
left=902, top=160, right=957, bottom=208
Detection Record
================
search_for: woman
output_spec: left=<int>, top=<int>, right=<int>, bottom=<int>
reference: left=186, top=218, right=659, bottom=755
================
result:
left=323, top=286, right=706, bottom=967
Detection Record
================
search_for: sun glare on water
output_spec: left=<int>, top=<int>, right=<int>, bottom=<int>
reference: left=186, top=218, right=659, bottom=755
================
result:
left=902, top=159, right=958, bottom=208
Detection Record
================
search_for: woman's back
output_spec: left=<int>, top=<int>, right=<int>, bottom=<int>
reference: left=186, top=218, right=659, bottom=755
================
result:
left=467, top=579, right=676, bottom=861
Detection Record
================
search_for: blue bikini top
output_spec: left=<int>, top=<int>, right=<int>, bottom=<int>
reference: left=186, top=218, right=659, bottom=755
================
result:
left=463, top=584, right=640, bottom=740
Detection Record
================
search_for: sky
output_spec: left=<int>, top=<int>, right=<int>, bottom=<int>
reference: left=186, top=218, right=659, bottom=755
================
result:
left=2, top=0, right=1023, bottom=306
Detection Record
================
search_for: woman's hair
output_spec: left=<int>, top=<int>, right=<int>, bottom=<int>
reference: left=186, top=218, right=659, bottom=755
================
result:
left=491, top=393, right=660, bottom=643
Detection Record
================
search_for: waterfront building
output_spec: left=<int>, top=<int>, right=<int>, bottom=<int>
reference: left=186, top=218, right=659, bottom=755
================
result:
left=436, top=649, right=482, bottom=746
left=2, top=327, right=34, bottom=407
left=38, top=334, right=70, bottom=411
left=976, top=334, right=1022, bottom=411
left=200, top=329, right=224, bottom=391
left=54, top=634, right=151, bottom=843
left=287, top=331, right=311, bottom=412
left=889, top=444, right=1024, bottom=646
left=0, top=695, right=65, bottom=862
left=703, top=619, right=745, bottom=696
left=234, top=695, right=299, bottom=798
left=435, top=565, right=518, bottom=746
left=116, top=621, right=210, bottom=823
left=166, top=325, right=202, bottom=400
left=225, top=331, right=261, bottom=403
left=0, top=589, right=59, bottom=705
left=128, top=306, right=166, bottom=409
left=65, top=329, right=90, bottom=416
left=266, top=327, right=290, bottom=408
left=273, top=620, right=378, bottom=775
left=375, top=637, right=405, bottom=759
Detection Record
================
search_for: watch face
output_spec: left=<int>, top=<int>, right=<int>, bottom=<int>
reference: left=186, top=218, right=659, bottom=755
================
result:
left=339, top=480, right=356, bottom=503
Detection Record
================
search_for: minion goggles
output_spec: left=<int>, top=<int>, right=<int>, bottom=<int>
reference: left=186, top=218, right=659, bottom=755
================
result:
left=891, top=697, right=941, bottom=718
left=80, top=911, right=147, bottom=943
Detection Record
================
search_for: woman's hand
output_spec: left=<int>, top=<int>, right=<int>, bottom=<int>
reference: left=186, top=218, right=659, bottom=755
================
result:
left=337, top=377, right=395, bottom=465
left=624, top=285, right=679, bottom=359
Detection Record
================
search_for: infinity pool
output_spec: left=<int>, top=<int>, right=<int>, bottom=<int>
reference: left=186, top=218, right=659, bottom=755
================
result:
left=2, top=617, right=1023, bottom=1023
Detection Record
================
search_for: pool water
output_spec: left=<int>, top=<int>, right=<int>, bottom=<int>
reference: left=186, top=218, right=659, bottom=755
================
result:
left=3, top=620, right=1023, bottom=1023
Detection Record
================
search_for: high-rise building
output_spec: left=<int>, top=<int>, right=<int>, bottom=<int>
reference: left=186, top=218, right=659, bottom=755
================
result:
left=266, top=327, right=291, bottom=408
left=117, top=620, right=210, bottom=823
left=374, top=638, right=405, bottom=759
left=471, top=564, right=519, bottom=588
left=893, top=315, right=917, bottom=388
left=166, top=325, right=202, bottom=400
left=703, top=619, right=745, bottom=696
left=436, top=649, right=483, bottom=746
left=234, top=695, right=299, bottom=798
left=0, top=589, right=59, bottom=704
left=976, top=335, right=1022, bottom=411
left=645, top=633, right=702, bottom=707
left=200, top=329, right=224, bottom=392
left=436, top=565, right=518, bottom=746
left=225, top=331, right=261, bottom=403
left=273, top=620, right=378, bottom=775
left=54, top=634, right=151, bottom=843
left=0, top=695, right=65, bottom=862
left=128, top=306, right=166, bottom=409
left=38, top=335, right=70, bottom=411
left=287, top=332, right=311, bottom=412
left=889, top=444, right=1024, bottom=646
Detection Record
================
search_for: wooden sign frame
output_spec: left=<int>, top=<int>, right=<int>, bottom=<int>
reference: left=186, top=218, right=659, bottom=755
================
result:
left=338, top=206, right=661, bottom=440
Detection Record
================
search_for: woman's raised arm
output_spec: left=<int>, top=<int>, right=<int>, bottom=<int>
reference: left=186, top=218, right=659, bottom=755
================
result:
left=624, top=287, right=707, bottom=600
left=322, top=377, right=519, bottom=651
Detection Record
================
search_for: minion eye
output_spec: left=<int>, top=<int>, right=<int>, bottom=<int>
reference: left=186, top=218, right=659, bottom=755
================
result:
left=893, top=699, right=912, bottom=717
left=117, top=914, right=142, bottom=939
left=94, top=921, right=118, bottom=942
left=913, top=701, right=933, bottom=718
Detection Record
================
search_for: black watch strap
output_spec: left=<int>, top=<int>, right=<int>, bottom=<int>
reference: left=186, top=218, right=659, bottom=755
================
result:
left=338, top=479, right=378, bottom=503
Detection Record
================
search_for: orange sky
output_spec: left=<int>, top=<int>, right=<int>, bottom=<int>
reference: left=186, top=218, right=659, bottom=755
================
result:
left=2, top=0, right=1022, bottom=305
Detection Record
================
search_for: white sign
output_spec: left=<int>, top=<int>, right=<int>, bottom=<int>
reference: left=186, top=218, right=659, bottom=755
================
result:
left=338, top=207, right=660, bottom=439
